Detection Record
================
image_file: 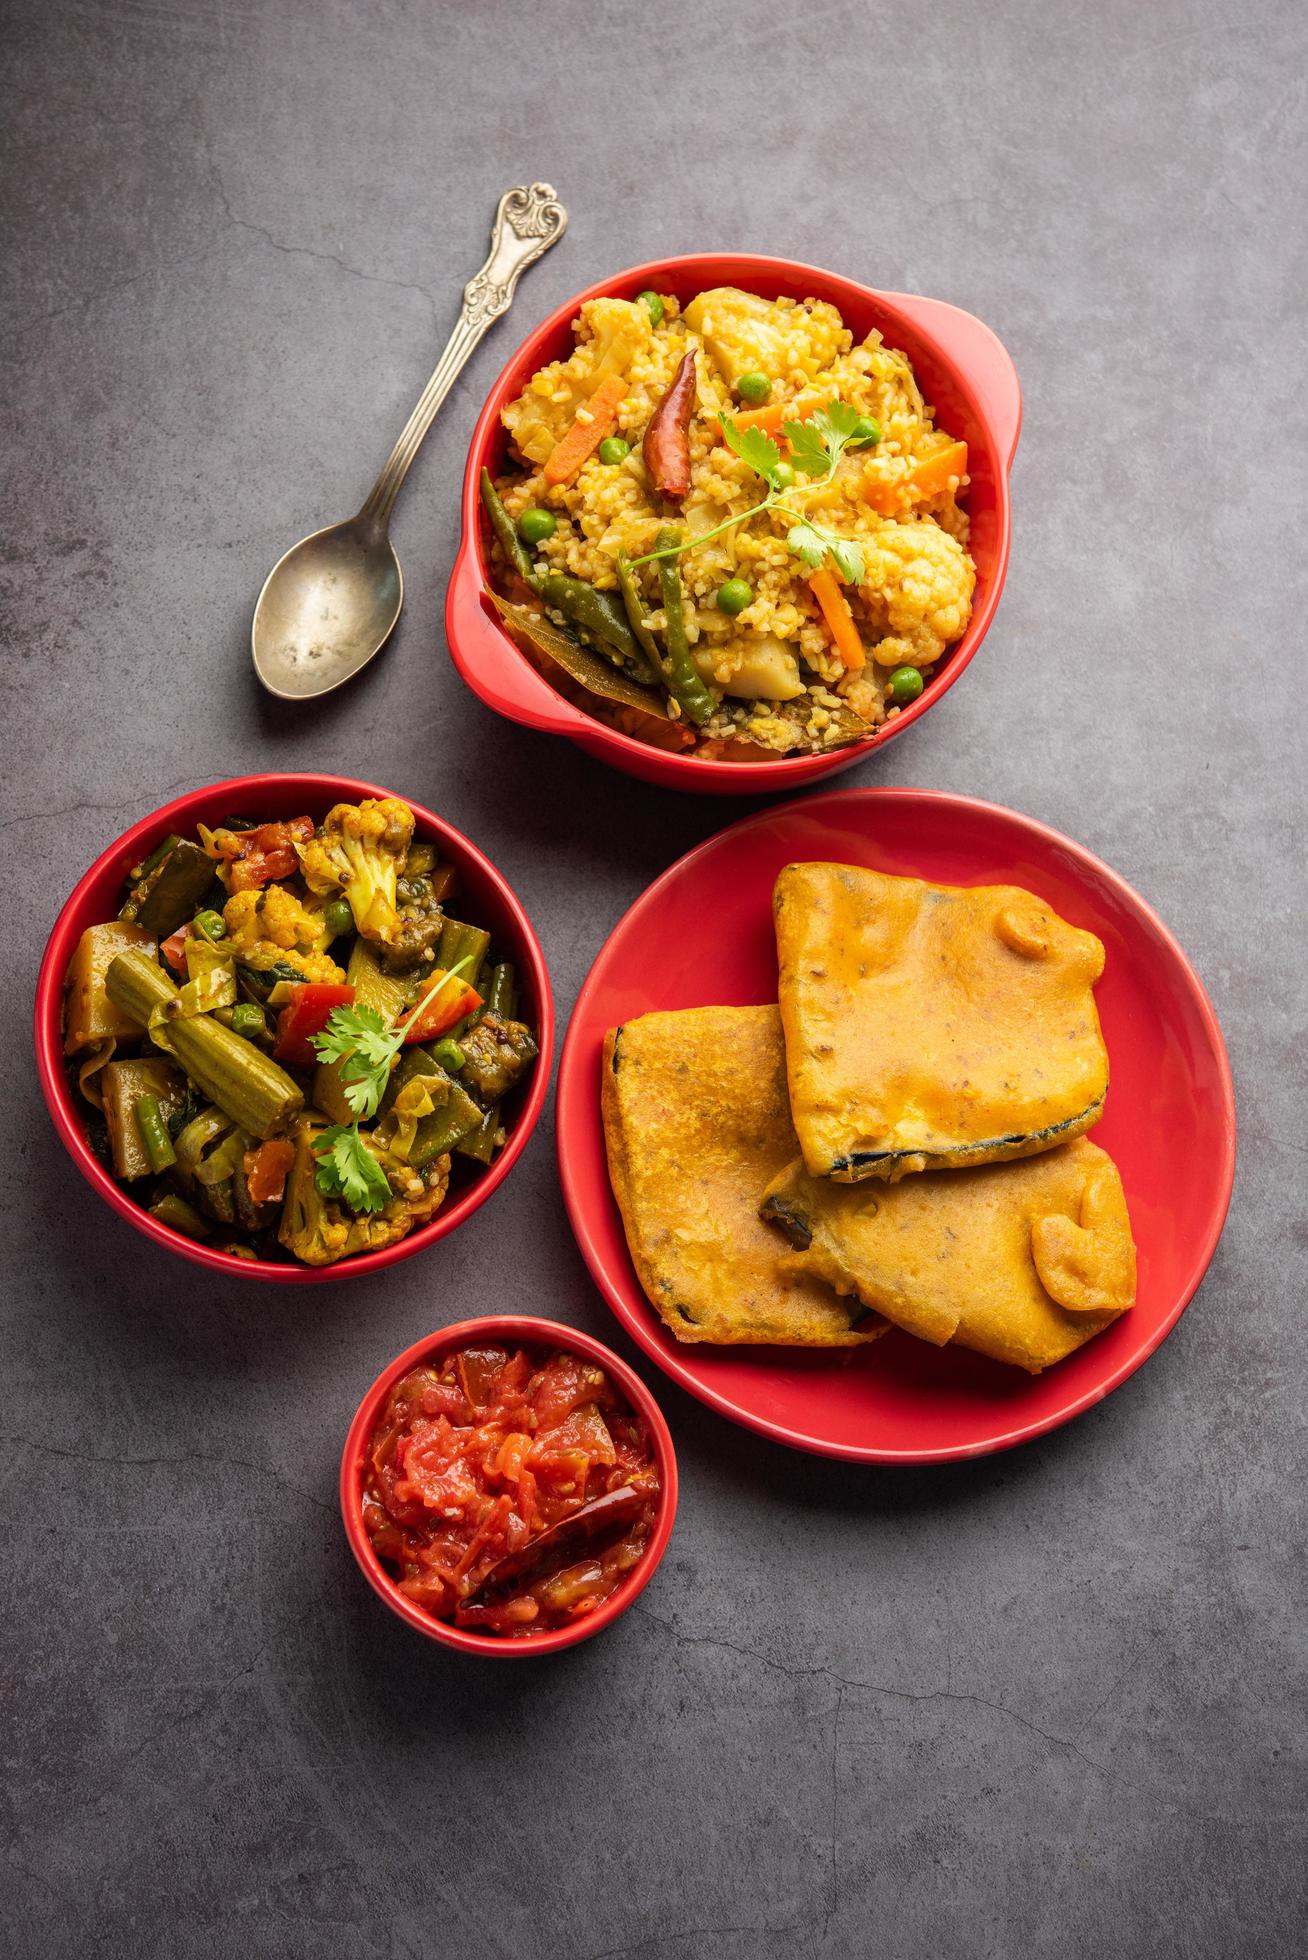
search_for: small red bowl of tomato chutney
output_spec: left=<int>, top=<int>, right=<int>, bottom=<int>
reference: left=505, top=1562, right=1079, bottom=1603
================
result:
left=340, top=1317, right=678, bottom=1655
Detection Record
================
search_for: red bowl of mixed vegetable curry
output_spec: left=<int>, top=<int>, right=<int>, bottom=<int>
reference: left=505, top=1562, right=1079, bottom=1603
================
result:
left=340, top=1317, right=677, bottom=1654
left=34, top=774, right=553, bottom=1282
left=447, top=252, right=1021, bottom=795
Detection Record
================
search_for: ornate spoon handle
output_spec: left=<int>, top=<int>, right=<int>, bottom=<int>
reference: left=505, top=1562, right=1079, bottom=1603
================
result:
left=359, top=183, right=568, bottom=527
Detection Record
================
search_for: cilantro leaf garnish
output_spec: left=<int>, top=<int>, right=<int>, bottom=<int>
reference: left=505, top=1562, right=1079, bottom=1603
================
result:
left=313, top=1123, right=393, bottom=1213
left=630, top=396, right=879, bottom=588
left=784, top=521, right=829, bottom=570
left=718, top=412, right=786, bottom=491
left=309, top=952, right=479, bottom=1146
left=782, top=421, right=831, bottom=479
left=310, top=1003, right=395, bottom=1119
left=787, top=521, right=865, bottom=587
left=823, top=533, right=866, bottom=586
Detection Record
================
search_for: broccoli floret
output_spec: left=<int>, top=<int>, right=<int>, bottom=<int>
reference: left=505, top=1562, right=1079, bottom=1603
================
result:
left=277, top=1116, right=450, bottom=1267
left=297, top=799, right=414, bottom=947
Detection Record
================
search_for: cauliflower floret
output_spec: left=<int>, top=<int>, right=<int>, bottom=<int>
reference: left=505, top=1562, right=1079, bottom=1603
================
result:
left=222, top=885, right=346, bottom=983
left=859, top=522, right=975, bottom=669
left=297, top=798, right=413, bottom=946
left=684, top=288, right=846, bottom=387
left=277, top=1117, right=449, bottom=1266
left=502, top=296, right=654, bottom=464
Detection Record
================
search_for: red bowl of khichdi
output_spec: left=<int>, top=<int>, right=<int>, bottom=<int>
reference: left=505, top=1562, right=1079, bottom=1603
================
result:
left=447, top=254, right=1020, bottom=794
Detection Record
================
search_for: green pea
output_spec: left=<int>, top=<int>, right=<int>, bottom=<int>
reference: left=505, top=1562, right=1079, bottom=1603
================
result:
left=886, top=665, right=924, bottom=704
left=771, top=461, right=796, bottom=490
left=230, top=1003, right=268, bottom=1042
left=736, top=372, right=771, bottom=406
left=716, top=578, right=752, bottom=617
left=192, top=909, right=226, bottom=942
left=433, top=1037, right=465, bottom=1074
left=324, top=898, right=355, bottom=940
left=517, top=507, right=557, bottom=545
left=598, top=436, right=631, bottom=466
left=638, top=290, right=664, bottom=327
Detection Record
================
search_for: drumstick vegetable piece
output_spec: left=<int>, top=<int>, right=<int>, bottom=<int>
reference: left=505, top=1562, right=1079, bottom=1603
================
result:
left=105, top=950, right=303, bottom=1140
left=654, top=529, right=716, bottom=726
left=643, top=350, right=697, bottom=501
left=808, top=567, right=866, bottom=671
left=543, top=373, right=627, bottom=486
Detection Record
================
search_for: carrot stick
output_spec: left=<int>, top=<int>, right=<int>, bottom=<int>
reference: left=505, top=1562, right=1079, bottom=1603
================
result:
left=542, top=373, right=628, bottom=485
left=863, top=439, right=968, bottom=515
left=808, top=567, right=866, bottom=671
left=713, top=391, right=825, bottom=443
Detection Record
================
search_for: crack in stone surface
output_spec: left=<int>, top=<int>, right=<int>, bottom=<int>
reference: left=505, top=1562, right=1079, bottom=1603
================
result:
left=632, top=1601, right=1122, bottom=1786
left=4, top=1433, right=334, bottom=1513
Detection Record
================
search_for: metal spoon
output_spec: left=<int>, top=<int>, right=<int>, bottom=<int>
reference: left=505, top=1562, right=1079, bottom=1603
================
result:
left=252, top=182, right=568, bottom=700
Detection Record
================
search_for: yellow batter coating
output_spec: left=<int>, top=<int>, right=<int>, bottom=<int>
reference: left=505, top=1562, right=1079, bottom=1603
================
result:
left=761, top=1137, right=1135, bottom=1373
left=773, top=863, right=1109, bottom=1181
left=602, top=1005, right=885, bottom=1347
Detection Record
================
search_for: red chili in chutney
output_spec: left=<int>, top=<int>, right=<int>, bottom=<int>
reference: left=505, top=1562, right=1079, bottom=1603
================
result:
left=361, top=1344, right=661, bottom=1637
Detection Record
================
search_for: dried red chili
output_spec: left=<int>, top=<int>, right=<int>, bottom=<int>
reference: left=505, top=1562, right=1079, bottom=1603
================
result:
left=642, top=349, right=698, bottom=502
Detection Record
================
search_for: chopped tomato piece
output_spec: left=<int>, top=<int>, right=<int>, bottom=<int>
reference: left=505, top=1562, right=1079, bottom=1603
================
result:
left=457, top=1346, right=508, bottom=1410
left=272, top=982, right=355, bottom=1066
left=242, top=1138, right=296, bottom=1205
left=401, top=969, right=482, bottom=1045
left=161, top=928, right=190, bottom=973
left=227, top=816, right=314, bottom=893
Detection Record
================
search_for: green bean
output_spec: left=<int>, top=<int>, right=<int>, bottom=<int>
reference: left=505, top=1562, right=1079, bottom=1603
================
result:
left=454, top=1107, right=501, bottom=1164
left=133, top=1094, right=177, bottom=1174
left=539, top=572, right=639, bottom=666
left=129, top=834, right=181, bottom=885
left=230, top=1003, right=268, bottom=1042
left=105, top=951, right=303, bottom=1140
left=323, top=898, right=354, bottom=941
left=193, top=908, right=226, bottom=942
left=480, top=468, right=538, bottom=587
left=436, top=919, right=492, bottom=987
left=149, top=1193, right=213, bottom=1241
left=654, top=529, right=716, bottom=727
left=487, top=961, right=518, bottom=1019
left=615, top=552, right=668, bottom=687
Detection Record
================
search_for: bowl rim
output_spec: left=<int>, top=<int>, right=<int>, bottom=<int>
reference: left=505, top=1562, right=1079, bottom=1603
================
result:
left=449, top=250, right=1021, bottom=791
left=555, top=784, right=1238, bottom=1463
left=33, top=771, right=554, bottom=1284
left=338, top=1313, right=679, bottom=1656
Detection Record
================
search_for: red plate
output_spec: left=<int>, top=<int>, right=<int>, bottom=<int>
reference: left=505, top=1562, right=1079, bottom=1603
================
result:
left=557, top=789, right=1235, bottom=1462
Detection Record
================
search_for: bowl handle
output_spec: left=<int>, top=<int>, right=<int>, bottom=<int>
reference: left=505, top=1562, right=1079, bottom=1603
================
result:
left=445, top=537, right=589, bottom=735
left=883, top=293, right=1022, bottom=469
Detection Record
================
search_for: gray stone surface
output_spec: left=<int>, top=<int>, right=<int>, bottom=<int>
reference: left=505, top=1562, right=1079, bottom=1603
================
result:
left=2, top=0, right=1304, bottom=1954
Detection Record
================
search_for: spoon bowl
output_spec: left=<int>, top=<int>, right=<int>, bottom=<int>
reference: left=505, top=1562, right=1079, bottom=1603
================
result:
left=252, top=516, right=402, bottom=700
